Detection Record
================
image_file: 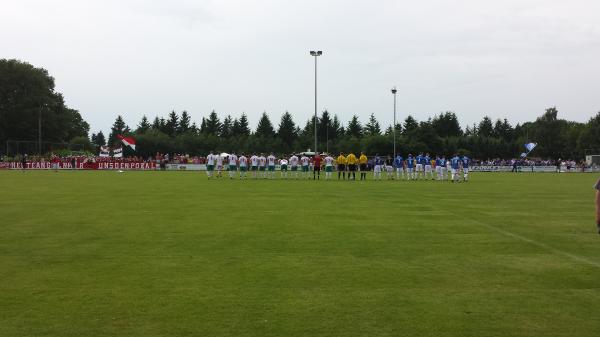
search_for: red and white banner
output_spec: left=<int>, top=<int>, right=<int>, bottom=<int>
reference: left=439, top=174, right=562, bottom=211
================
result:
left=5, top=161, right=156, bottom=170
left=96, top=161, right=155, bottom=170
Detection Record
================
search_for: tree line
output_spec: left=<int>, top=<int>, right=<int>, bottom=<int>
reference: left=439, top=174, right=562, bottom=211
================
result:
left=3, top=59, right=599, bottom=160
left=96, top=107, right=600, bottom=160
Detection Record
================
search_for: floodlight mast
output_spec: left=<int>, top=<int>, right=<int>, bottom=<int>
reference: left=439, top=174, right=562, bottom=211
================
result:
left=309, top=50, right=322, bottom=154
left=391, top=87, right=397, bottom=157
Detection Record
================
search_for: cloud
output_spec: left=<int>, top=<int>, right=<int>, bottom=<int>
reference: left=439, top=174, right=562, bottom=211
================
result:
left=2, top=0, right=599, bottom=134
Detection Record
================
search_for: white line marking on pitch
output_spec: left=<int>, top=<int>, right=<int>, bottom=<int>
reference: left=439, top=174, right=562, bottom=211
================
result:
left=448, top=211, right=600, bottom=269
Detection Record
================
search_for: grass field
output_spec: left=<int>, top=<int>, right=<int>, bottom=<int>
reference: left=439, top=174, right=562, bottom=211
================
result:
left=1, top=171, right=599, bottom=337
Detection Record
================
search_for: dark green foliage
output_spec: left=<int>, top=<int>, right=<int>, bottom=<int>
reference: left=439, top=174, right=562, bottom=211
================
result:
left=137, top=116, right=151, bottom=134
left=0, top=59, right=89, bottom=149
left=277, top=111, right=297, bottom=151
left=255, top=112, right=275, bottom=138
left=90, top=131, right=106, bottom=150
left=112, top=107, right=600, bottom=158
left=204, top=111, right=222, bottom=135
left=346, top=115, right=362, bottom=138
left=432, top=112, right=462, bottom=137
left=364, top=113, right=381, bottom=136
left=178, top=111, right=191, bottom=134
left=107, top=115, right=130, bottom=147
left=478, top=116, right=494, bottom=137
left=221, top=115, right=233, bottom=138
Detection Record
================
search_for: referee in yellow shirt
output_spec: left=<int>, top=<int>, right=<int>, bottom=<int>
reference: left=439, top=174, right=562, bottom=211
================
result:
left=359, top=152, right=368, bottom=180
left=336, top=152, right=347, bottom=180
left=346, top=152, right=357, bottom=180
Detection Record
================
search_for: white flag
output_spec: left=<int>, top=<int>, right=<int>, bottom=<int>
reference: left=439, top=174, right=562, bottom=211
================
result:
left=113, top=147, right=123, bottom=158
left=99, top=146, right=110, bottom=157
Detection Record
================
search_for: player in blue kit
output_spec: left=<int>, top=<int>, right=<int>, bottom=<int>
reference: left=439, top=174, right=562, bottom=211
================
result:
left=373, top=154, right=384, bottom=180
left=394, top=153, right=404, bottom=180
left=424, top=153, right=433, bottom=180
left=415, top=153, right=424, bottom=180
left=450, top=154, right=461, bottom=183
left=461, top=155, right=471, bottom=182
left=406, top=154, right=415, bottom=180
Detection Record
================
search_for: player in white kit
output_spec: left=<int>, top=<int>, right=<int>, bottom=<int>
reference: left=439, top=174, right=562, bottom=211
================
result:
left=300, top=155, right=310, bottom=179
left=280, top=158, right=288, bottom=179
left=206, top=151, right=216, bottom=179
left=324, top=155, right=334, bottom=180
left=267, top=153, right=276, bottom=179
left=227, top=153, right=238, bottom=179
left=215, top=152, right=224, bottom=178
left=289, top=154, right=299, bottom=179
left=238, top=154, right=248, bottom=179
left=250, top=154, right=259, bottom=179
left=258, top=154, right=267, bottom=179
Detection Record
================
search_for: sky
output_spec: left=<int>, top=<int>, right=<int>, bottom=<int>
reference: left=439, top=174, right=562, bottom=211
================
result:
left=3, top=0, right=600, bottom=134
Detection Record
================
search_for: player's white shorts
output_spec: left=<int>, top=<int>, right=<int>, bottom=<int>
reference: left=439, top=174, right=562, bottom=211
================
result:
left=374, top=165, right=382, bottom=173
left=217, top=164, right=223, bottom=170
left=425, top=165, right=432, bottom=173
left=436, top=166, right=442, bottom=175
left=451, top=168, right=457, bottom=175
left=407, top=167, right=414, bottom=173
left=396, top=167, right=404, bottom=173
left=463, top=168, right=469, bottom=174
left=416, top=164, right=423, bottom=172
left=386, top=165, right=393, bottom=173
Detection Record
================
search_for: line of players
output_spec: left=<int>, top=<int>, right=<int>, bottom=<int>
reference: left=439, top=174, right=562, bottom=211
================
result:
left=375, top=153, right=470, bottom=182
left=204, top=151, right=470, bottom=182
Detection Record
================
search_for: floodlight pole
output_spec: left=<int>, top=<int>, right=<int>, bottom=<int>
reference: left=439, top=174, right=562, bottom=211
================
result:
left=38, top=104, right=42, bottom=155
left=310, top=50, right=322, bottom=154
left=326, top=117, right=329, bottom=154
left=391, top=87, right=397, bottom=157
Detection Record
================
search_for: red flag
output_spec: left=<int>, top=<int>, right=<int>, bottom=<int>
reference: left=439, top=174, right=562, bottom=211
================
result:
left=117, top=135, right=136, bottom=150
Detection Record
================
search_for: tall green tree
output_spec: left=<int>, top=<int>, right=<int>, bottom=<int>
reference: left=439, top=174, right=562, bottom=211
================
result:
left=91, top=131, right=106, bottom=147
left=151, top=117, right=162, bottom=130
left=255, top=112, right=275, bottom=138
left=235, top=113, right=251, bottom=137
left=346, top=115, right=362, bottom=138
left=577, top=112, right=600, bottom=155
left=318, top=110, right=332, bottom=142
left=403, top=115, right=419, bottom=135
left=332, top=115, right=344, bottom=138
left=204, top=110, right=222, bottom=135
left=221, top=115, right=233, bottom=138
left=108, top=115, right=130, bottom=146
left=364, top=113, right=381, bottom=136
left=478, top=116, right=494, bottom=137
left=178, top=111, right=191, bottom=134
left=277, top=111, right=297, bottom=149
left=431, top=112, right=462, bottom=137
left=164, top=110, right=179, bottom=136
left=532, top=107, right=567, bottom=158
left=137, top=115, right=150, bottom=134
left=493, top=118, right=513, bottom=141
left=0, top=59, right=89, bottom=148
